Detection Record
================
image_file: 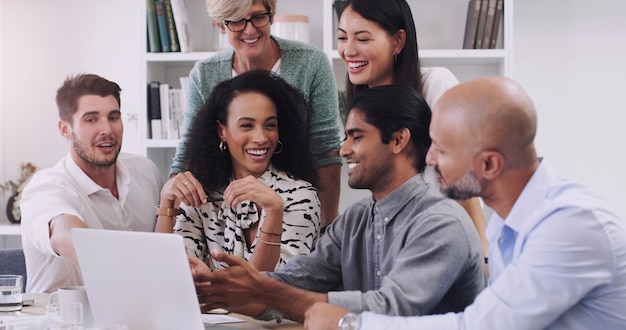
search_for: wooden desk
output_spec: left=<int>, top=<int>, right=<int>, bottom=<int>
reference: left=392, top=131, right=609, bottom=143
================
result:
left=0, top=293, right=47, bottom=329
left=0, top=293, right=302, bottom=329
left=215, top=313, right=302, bottom=329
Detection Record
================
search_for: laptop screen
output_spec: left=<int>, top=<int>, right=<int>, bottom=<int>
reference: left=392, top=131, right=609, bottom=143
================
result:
left=72, top=228, right=205, bottom=330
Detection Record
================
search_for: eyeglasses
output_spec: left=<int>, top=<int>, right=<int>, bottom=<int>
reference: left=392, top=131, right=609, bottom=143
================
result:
left=224, top=13, right=272, bottom=32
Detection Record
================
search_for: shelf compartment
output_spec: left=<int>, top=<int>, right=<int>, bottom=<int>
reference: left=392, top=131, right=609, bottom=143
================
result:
left=145, top=139, right=180, bottom=148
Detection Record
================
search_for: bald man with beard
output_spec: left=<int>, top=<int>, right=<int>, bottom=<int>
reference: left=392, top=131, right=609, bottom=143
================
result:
left=304, top=76, right=626, bottom=330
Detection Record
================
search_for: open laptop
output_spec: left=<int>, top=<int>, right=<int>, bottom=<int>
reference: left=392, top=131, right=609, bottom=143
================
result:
left=72, top=228, right=205, bottom=330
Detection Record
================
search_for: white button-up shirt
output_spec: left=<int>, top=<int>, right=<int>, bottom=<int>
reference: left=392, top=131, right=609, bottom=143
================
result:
left=21, top=153, right=164, bottom=292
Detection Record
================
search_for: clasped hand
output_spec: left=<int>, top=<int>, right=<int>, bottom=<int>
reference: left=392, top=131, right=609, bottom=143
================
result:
left=162, top=172, right=283, bottom=212
left=222, top=176, right=283, bottom=213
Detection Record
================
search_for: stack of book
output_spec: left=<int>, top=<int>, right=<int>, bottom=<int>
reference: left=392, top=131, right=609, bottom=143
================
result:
left=462, top=0, right=504, bottom=49
left=147, top=77, right=189, bottom=140
left=146, top=0, right=191, bottom=52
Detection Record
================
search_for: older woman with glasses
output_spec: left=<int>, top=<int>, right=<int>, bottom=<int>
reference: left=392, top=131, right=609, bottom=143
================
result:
left=169, top=0, right=342, bottom=230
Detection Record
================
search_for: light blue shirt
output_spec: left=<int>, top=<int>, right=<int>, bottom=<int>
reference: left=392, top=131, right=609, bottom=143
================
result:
left=359, top=159, right=626, bottom=329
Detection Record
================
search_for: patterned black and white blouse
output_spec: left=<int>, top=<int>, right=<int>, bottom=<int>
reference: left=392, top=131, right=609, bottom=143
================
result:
left=174, top=165, right=320, bottom=270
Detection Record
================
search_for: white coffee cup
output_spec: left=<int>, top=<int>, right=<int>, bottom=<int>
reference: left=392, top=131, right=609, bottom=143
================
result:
left=48, top=286, right=94, bottom=327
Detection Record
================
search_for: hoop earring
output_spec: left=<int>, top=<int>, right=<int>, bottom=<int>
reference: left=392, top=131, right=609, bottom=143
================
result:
left=274, top=140, right=283, bottom=154
left=219, top=141, right=227, bottom=153
left=394, top=53, right=398, bottom=63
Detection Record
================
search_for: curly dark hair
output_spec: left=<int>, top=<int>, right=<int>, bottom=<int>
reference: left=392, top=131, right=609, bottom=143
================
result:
left=182, top=70, right=317, bottom=190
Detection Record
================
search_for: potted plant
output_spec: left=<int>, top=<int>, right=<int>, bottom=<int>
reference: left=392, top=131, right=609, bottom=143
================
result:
left=1, top=162, right=37, bottom=224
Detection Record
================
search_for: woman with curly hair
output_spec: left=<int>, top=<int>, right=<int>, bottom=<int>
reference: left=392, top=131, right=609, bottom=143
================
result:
left=156, top=70, right=320, bottom=272
left=171, top=0, right=341, bottom=229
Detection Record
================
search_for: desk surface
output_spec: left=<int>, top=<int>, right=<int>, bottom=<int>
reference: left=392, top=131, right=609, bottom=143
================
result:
left=0, top=293, right=303, bottom=329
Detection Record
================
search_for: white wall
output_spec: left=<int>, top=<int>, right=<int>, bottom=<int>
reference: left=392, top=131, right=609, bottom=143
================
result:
left=0, top=0, right=143, bottom=225
left=1, top=0, right=625, bottom=228
left=513, top=0, right=626, bottom=218
left=0, top=0, right=6, bottom=230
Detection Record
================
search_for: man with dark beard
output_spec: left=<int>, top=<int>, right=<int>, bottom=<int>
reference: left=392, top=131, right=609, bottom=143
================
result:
left=21, top=74, right=164, bottom=293
left=304, top=76, right=626, bottom=330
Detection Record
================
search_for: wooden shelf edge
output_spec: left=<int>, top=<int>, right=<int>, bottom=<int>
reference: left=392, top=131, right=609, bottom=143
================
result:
left=144, top=139, right=180, bottom=148
left=0, top=224, right=22, bottom=236
left=145, top=51, right=218, bottom=63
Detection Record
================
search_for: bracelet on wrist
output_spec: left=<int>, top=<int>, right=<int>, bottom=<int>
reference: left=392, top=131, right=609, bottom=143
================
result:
left=155, top=205, right=182, bottom=218
left=259, top=227, right=282, bottom=236
left=257, top=237, right=281, bottom=246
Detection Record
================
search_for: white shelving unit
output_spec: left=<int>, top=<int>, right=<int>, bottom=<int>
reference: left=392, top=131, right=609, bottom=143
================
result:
left=0, top=225, right=21, bottom=236
left=140, top=0, right=514, bottom=179
left=325, top=0, right=513, bottom=89
left=141, top=0, right=216, bottom=178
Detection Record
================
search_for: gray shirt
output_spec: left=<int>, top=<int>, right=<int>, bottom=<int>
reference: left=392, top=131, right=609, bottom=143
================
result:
left=268, top=174, right=485, bottom=316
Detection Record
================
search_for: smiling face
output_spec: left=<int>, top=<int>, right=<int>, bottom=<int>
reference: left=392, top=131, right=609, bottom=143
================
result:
left=219, top=2, right=274, bottom=65
left=60, top=94, right=123, bottom=171
left=340, top=108, right=395, bottom=198
left=337, top=5, right=402, bottom=88
left=218, top=91, right=278, bottom=179
left=426, top=108, right=482, bottom=200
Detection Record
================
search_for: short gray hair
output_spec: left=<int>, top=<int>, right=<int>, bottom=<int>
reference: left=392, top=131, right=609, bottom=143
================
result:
left=206, top=0, right=276, bottom=22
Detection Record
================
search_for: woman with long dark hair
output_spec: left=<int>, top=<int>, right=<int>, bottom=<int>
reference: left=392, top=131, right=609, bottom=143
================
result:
left=337, top=0, right=489, bottom=259
left=156, top=70, right=320, bottom=272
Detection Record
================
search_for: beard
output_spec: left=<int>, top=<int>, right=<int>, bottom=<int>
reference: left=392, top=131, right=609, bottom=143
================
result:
left=439, top=166, right=482, bottom=200
left=72, top=133, right=120, bottom=168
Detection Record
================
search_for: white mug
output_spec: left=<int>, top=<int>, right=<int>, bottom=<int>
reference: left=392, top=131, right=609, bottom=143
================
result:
left=48, top=286, right=94, bottom=327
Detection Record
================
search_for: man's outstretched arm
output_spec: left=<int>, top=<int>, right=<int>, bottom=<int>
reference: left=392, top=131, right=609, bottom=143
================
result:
left=189, top=250, right=328, bottom=323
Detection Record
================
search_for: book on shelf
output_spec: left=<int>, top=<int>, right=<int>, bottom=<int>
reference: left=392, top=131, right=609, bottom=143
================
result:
left=481, top=0, right=498, bottom=49
left=179, top=76, right=189, bottom=104
left=462, top=0, right=482, bottom=49
left=177, top=77, right=190, bottom=138
left=155, top=0, right=172, bottom=52
left=474, top=0, right=489, bottom=49
left=146, top=0, right=161, bottom=52
left=168, top=89, right=185, bottom=139
left=163, top=0, right=180, bottom=52
left=170, top=0, right=192, bottom=52
left=159, top=83, right=173, bottom=139
left=489, top=0, right=504, bottom=49
left=147, top=81, right=162, bottom=139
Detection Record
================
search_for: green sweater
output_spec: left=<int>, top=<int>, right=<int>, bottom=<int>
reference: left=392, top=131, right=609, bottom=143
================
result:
left=170, top=37, right=342, bottom=174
